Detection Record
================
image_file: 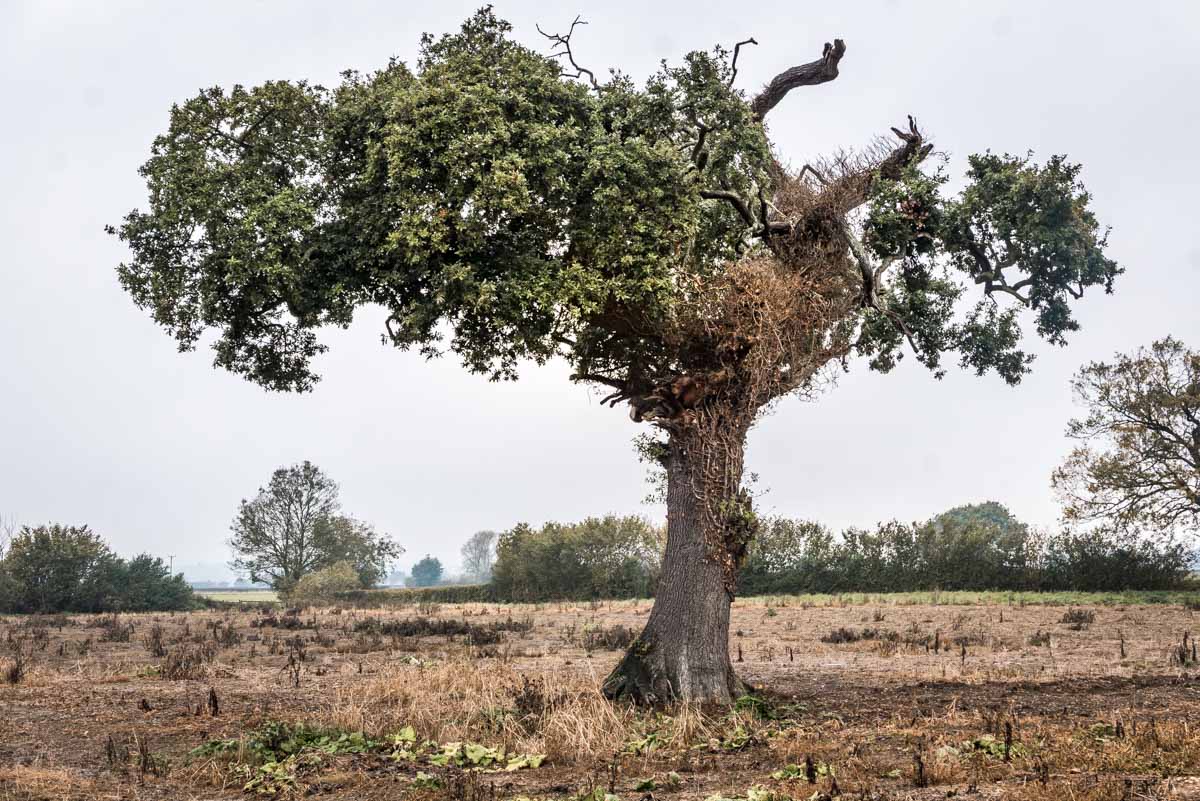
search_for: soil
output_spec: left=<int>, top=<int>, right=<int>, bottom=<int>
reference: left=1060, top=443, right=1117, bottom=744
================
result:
left=2, top=597, right=1199, bottom=800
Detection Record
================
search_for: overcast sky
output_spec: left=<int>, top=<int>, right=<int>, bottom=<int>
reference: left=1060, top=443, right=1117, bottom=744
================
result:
left=2, top=1, right=1198, bottom=578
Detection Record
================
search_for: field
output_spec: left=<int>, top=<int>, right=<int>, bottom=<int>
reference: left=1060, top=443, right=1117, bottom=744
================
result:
left=3, top=593, right=1200, bottom=801
left=196, top=590, right=280, bottom=604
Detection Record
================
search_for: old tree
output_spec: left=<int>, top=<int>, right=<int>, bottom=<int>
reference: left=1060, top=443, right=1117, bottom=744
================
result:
left=111, top=11, right=1120, bottom=703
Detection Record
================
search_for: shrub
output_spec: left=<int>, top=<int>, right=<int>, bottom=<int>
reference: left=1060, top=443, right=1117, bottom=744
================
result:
left=490, top=515, right=663, bottom=601
left=0, top=524, right=196, bottom=613
left=162, top=644, right=210, bottom=680
left=1059, top=608, right=1096, bottom=630
left=738, top=505, right=1195, bottom=596
left=287, top=561, right=362, bottom=605
left=335, top=583, right=494, bottom=606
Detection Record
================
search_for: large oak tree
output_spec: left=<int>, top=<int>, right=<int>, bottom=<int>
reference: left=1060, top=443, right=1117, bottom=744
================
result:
left=112, top=10, right=1120, bottom=703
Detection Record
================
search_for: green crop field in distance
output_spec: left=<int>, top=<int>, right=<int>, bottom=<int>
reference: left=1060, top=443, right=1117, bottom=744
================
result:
left=197, top=589, right=279, bottom=603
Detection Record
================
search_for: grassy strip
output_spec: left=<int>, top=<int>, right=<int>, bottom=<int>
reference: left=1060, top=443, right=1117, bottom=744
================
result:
left=742, top=589, right=1200, bottom=607
left=341, top=587, right=1200, bottom=609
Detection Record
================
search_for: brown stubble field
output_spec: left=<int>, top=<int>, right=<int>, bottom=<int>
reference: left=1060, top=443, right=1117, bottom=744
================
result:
left=3, top=596, right=1200, bottom=801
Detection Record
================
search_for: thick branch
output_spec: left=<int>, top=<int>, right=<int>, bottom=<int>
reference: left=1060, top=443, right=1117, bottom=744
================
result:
left=877, top=115, right=935, bottom=181
left=751, top=39, right=845, bottom=120
left=843, top=222, right=919, bottom=354
left=700, top=189, right=755, bottom=227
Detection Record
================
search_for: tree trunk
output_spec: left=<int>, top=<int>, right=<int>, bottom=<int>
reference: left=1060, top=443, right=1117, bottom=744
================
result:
left=603, top=422, right=753, bottom=705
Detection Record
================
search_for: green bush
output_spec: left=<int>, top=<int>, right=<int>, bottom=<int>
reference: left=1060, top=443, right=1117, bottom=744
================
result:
left=490, top=515, right=663, bottom=601
left=0, top=524, right=196, bottom=613
left=287, top=561, right=363, bottom=605
left=739, top=504, right=1193, bottom=595
left=1038, top=528, right=1193, bottom=591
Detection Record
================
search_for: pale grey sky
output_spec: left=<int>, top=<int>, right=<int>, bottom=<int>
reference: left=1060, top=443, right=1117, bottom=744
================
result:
left=2, top=1, right=1198, bottom=578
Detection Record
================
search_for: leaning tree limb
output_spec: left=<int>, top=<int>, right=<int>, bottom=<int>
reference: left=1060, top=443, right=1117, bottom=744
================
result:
left=751, top=39, right=845, bottom=120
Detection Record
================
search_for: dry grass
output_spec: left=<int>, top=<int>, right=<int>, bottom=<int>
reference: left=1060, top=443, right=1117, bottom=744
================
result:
left=0, top=765, right=99, bottom=800
left=2, top=597, right=1200, bottom=800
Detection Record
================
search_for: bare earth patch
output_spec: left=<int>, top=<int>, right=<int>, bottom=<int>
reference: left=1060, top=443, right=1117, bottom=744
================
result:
left=2, top=595, right=1200, bottom=800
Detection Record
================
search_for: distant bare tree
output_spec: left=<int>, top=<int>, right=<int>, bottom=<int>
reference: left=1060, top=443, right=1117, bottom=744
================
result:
left=460, top=530, right=497, bottom=583
left=0, top=513, right=17, bottom=558
left=1053, top=338, right=1200, bottom=535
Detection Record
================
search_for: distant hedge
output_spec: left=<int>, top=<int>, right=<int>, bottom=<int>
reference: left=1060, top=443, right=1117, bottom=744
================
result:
left=329, top=504, right=1196, bottom=607
left=334, top=583, right=495, bottom=607
left=738, top=505, right=1195, bottom=596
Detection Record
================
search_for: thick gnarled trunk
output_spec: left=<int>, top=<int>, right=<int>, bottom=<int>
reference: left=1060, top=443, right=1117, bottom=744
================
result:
left=603, top=422, right=751, bottom=705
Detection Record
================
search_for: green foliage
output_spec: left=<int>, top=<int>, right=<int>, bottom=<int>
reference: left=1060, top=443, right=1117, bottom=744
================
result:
left=738, top=504, right=1193, bottom=595
left=857, top=153, right=1120, bottom=384
left=286, top=561, right=362, bottom=605
left=408, top=555, right=444, bottom=587
left=115, top=553, right=198, bottom=611
left=111, top=9, right=773, bottom=391
left=112, top=10, right=1114, bottom=400
left=192, top=720, right=544, bottom=793
left=0, top=524, right=195, bottom=613
left=229, top=461, right=401, bottom=590
left=1038, top=528, right=1194, bottom=592
left=1053, top=337, right=1200, bottom=534
left=335, top=583, right=494, bottom=606
left=491, top=515, right=663, bottom=601
left=319, top=516, right=401, bottom=587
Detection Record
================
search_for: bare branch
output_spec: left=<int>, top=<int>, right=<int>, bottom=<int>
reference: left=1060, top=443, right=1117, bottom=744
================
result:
left=877, top=115, right=934, bottom=180
left=797, top=163, right=830, bottom=187
left=728, top=38, right=758, bottom=88
left=537, top=16, right=600, bottom=91
left=751, top=38, right=845, bottom=120
left=843, top=222, right=920, bottom=354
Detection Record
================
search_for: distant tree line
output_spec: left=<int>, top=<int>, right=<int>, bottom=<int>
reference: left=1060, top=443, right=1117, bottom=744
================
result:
left=739, top=503, right=1194, bottom=595
left=465, top=504, right=1194, bottom=603
left=0, top=524, right=195, bottom=613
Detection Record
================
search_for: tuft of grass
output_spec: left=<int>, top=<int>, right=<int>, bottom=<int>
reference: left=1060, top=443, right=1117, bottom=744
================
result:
left=1059, top=608, right=1096, bottom=631
left=820, top=627, right=897, bottom=644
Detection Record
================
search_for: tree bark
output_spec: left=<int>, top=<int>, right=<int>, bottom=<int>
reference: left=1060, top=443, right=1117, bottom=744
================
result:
left=603, top=423, right=751, bottom=705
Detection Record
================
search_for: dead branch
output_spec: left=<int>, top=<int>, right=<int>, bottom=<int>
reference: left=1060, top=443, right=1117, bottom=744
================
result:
left=728, top=38, right=758, bottom=88
left=751, top=39, right=845, bottom=120
left=537, top=16, right=600, bottom=91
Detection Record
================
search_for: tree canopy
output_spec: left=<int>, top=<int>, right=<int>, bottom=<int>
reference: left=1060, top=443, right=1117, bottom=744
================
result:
left=229, top=461, right=401, bottom=590
left=0, top=524, right=194, bottom=613
left=409, top=555, right=444, bottom=587
left=1053, top=337, right=1200, bottom=535
left=111, top=8, right=1119, bottom=413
